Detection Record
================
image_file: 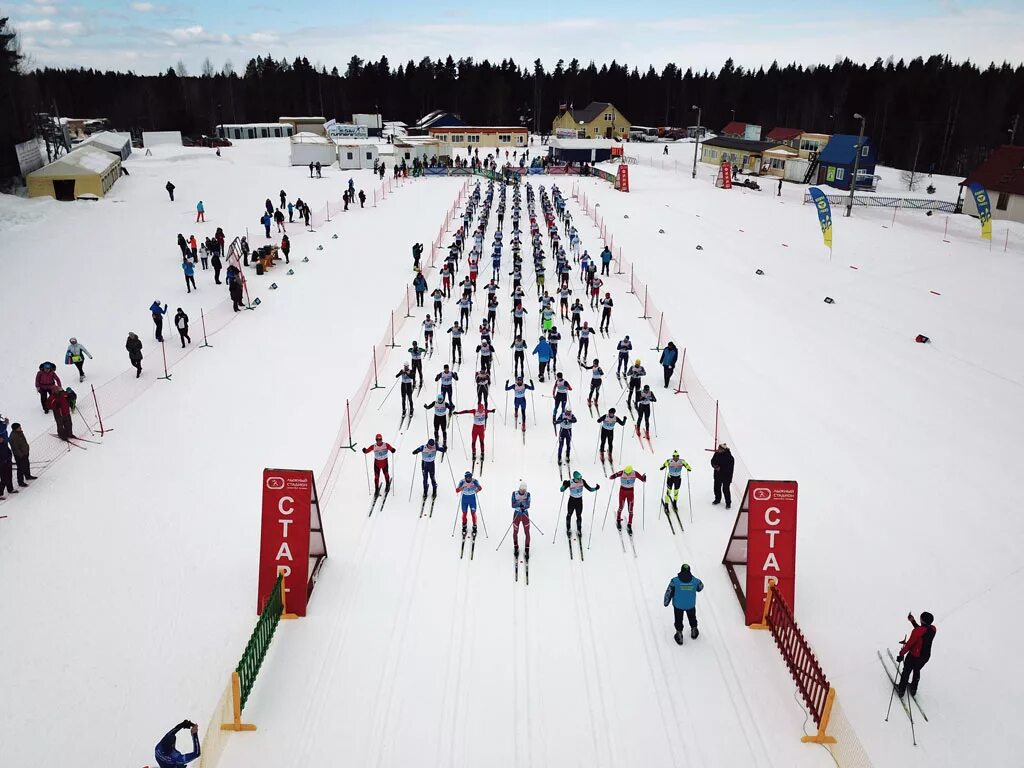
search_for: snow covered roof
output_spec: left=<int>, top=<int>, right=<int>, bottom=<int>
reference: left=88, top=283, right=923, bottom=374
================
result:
left=28, top=146, right=119, bottom=178
left=548, top=138, right=616, bottom=150
left=77, top=131, right=130, bottom=153
left=765, top=127, right=804, bottom=141
left=291, top=132, right=331, bottom=144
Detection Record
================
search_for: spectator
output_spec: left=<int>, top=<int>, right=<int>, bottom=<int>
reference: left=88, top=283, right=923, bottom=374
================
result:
left=261, top=211, right=272, bottom=238
left=240, top=236, right=250, bottom=266
left=35, top=362, right=61, bottom=413
left=154, top=720, right=200, bottom=768
left=281, top=234, right=290, bottom=264
left=711, top=442, right=735, bottom=508
left=150, top=301, right=168, bottom=341
left=274, top=208, right=286, bottom=233
left=174, top=308, right=191, bottom=348
left=126, top=332, right=143, bottom=377
left=188, top=234, right=198, bottom=263
left=308, top=161, right=314, bottom=178
left=659, top=341, right=678, bottom=388
left=359, top=189, right=366, bottom=208
left=279, top=189, right=286, bottom=209
left=166, top=181, right=176, bottom=201
left=46, top=387, right=74, bottom=440
left=664, top=563, right=704, bottom=644
left=195, top=200, right=205, bottom=222
left=211, top=247, right=223, bottom=285
left=228, top=267, right=244, bottom=312
left=0, top=434, right=16, bottom=497
left=315, top=161, right=322, bottom=178
left=182, top=258, right=196, bottom=293
left=9, top=422, right=35, bottom=485
left=65, top=337, right=93, bottom=383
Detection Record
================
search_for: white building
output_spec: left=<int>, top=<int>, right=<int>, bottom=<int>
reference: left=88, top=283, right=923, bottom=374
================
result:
left=391, top=136, right=441, bottom=166
left=217, top=123, right=294, bottom=141
left=77, top=131, right=132, bottom=161
left=336, top=139, right=380, bottom=170
left=288, top=132, right=337, bottom=167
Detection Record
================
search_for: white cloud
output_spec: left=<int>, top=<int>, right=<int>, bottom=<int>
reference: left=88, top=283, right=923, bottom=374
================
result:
left=166, top=25, right=232, bottom=45
left=245, top=32, right=277, bottom=44
left=131, top=2, right=155, bottom=11
left=17, top=19, right=54, bottom=32
left=60, top=21, right=82, bottom=34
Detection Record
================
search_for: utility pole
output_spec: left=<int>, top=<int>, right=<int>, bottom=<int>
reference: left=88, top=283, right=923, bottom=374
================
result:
left=691, top=104, right=702, bottom=179
left=845, top=113, right=866, bottom=217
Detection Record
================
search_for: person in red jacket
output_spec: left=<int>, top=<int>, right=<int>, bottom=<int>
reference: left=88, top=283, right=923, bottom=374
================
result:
left=35, top=362, right=62, bottom=413
left=361, top=433, right=396, bottom=496
left=46, top=387, right=74, bottom=440
left=897, top=611, right=936, bottom=698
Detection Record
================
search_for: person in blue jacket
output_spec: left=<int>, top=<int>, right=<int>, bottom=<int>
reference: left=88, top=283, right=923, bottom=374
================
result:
left=261, top=211, right=272, bottom=238
left=412, top=270, right=428, bottom=308
left=531, top=335, right=552, bottom=382
left=154, top=719, right=200, bottom=767
left=149, top=300, right=168, bottom=342
left=181, top=259, right=196, bottom=293
left=664, top=564, right=704, bottom=644
left=600, top=245, right=613, bottom=275
left=659, top=341, right=679, bottom=388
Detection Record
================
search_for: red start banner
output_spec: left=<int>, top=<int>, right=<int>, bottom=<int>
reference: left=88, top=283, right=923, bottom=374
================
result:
left=721, top=161, right=733, bottom=190
left=258, top=468, right=318, bottom=616
left=744, top=480, right=798, bottom=624
left=617, top=164, right=630, bottom=192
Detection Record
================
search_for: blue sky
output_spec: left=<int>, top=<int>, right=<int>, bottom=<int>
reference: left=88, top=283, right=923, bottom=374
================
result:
left=8, top=0, right=1024, bottom=74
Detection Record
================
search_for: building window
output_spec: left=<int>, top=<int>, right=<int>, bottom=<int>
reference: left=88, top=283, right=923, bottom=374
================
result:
left=273, top=128, right=282, bottom=137
left=770, top=158, right=785, bottom=170
left=451, top=135, right=464, bottom=143
left=468, top=135, right=480, bottom=143
left=247, top=129, right=255, bottom=139
left=260, top=128, right=268, bottom=138
left=498, top=134, right=511, bottom=143
left=346, top=152, right=354, bottom=160
left=366, top=152, right=372, bottom=160
left=836, top=168, right=846, bottom=181
left=604, top=112, right=613, bottom=121
left=997, top=192, right=1010, bottom=211
left=861, top=145, right=869, bottom=157
left=516, top=135, right=525, bottom=144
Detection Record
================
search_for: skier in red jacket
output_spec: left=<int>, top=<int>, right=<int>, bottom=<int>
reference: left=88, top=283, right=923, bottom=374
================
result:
left=361, top=433, right=396, bottom=496
left=897, top=611, right=936, bottom=698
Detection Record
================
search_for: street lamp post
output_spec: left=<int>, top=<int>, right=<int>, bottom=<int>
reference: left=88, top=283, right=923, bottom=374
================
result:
left=845, top=112, right=866, bottom=217
left=691, top=104, right=702, bottom=179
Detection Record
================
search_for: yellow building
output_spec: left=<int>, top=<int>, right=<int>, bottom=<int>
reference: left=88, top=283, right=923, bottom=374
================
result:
left=26, top=145, right=121, bottom=200
left=551, top=102, right=631, bottom=140
left=428, top=126, right=528, bottom=150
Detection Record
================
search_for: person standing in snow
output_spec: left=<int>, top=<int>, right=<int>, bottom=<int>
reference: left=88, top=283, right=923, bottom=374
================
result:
left=0, top=434, right=17, bottom=497
left=308, top=162, right=314, bottom=178
left=532, top=335, right=552, bottom=382
left=896, top=611, right=937, bottom=698
left=177, top=233, right=190, bottom=259
left=46, top=387, right=74, bottom=440
left=359, top=189, right=366, bottom=208
left=210, top=245, right=223, bottom=285
left=35, top=362, right=61, bottom=413
left=315, top=161, right=322, bottom=178
left=165, top=181, right=176, bottom=201
left=664, top=563, right=704, bottom=644
left=188, top=234, right=198, bottom=263
left=182, top=258, right=197, bottom=293
left=154, top=720, right=200, bottom=768
left=228, top=268, right=244, bottom=312
left=274, top=208, right=286, bottom=234
left=261, top=211, right=272, bottom=239
left=65, top=338, right=93, bottom=382
left=711, top=443, right=734, bottom=508
left=195, top=200, right=205, bottom=222
left=412, top=270, right=427, bottom=307
left=150, top=301, right=168, bottom=342
left=279, top=189, right=286, bottom=209
left=281, top=234, right=291, bottom=265
left=126, top=332, right=143, bottom=377
left=362, top=433, right=396, bottom=496
left=511, top=481, right=532, bottom=560
left=10, top=423, right=35, bottom=485
left=240, top=236, right=250, bottom=266
left=174, top=308, right=191, bottom=348
left=659, top=342, right=678, bottom=388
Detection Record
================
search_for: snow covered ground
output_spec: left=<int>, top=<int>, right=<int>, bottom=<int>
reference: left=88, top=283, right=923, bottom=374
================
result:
left=1, top=135, right=1020, bottom=767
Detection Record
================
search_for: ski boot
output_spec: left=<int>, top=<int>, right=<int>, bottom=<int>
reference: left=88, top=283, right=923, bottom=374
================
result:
left=462, top=522, right=468, bottom=537
left=472, top=524, right=478, bottom=540
left=385, top=480, right=392, bottom=495
left=432, top=487, right=437, bottom=498
left=644, top=430, right=650, bottom=440
left=691, top=627, right=699, bottom=640
left=599, top=451, right=605, bottom=463
left=514, top=544, right=520, bottom=559
left=524, top=547, right=530, bottom=562
left=615, top=518, right=622, bottom=532
left=635, top=425, right=641, bottom=436
left=627, top=523, right=633, bottom=536
left=566, top=526, right=572, bottom=541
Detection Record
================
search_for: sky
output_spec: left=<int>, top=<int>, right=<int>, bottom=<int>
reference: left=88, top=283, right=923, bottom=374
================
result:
left=8, top=0, right=1024, bottom=75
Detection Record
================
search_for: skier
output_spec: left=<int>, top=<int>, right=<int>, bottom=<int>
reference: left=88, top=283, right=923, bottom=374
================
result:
left=182, top=258, right=197, bottom=293
left=126, top=332, right=143, bottom=377
left=599, top=293, right=613, bottom=333
left=475, top=339, right=495, bottom=373
left=424, top=393, right=454, bottom=444
left=559, top=470, right=599, bottom=541
left=634, top=385, right=657, bottom=438
left=34, top=362, right=61, bottom=413
left=510, top=335, right=527, bottom=377
left=408, top=341, right=425, bottom=388
left=447, top=321, right=464, bottom=364
left=422, top=315, right=436, bottom=352
left=64, top=337, right=93, bottom=382
left=511, top=481, right=532, bottom=560
left=195, top=200, right=205, bottom=222
left=361, top=433, right=396, bottom=496
left=431, top=288, right=445, bottom=322
left=711, top=443, right=735, bottom=509
left=150, top=300, right=168, bottom=342
left=551, top=372, right=572, bottom=421
left=616, top=336, right=632, bottom=377
left=660, top=451, right=692, bottom=511
left=547, top=326, right=562, bottom=366
left=165, top=181, right=176, bottom=201
left=46, top=387, right=74, bottom=440
left=589, top=276, right=603, bottom=309
left=396, top=364, right=415, bottom=416
left=609, top=465, right=647, bottom=533
left=570, top=298, right=584, bottom=335
left=625, top=359, right=646, bottom=407
left=154, top=719, right=200, bottom=768
left=596, top=408, right=627, bottom=466
left=660, top=341, right=679, bottom=388
left=412, top=439, right=447, bottom=498
left=581, top=358, right=604, bottom=409
left=174, top=308, right=191, bottom=348
left=454, top=401, right=496, bottom=464
left=664, top=564, right=704, bottom=644
left=555, top=406, right=577, bottom=464
left=474, top=368, right=492, bottom=408
left=435, top=364, right=458, bottom=406
left=511, top=303, right=528, bottom=337
left=504, top=376, right=535, bottom=430
left=456, top=470, right=483, bottom=538
left=896, top=611, right=937, bottom=698
left=532, top=335, right=552, bottom=382
left=577, top=322, right=592, bottom=363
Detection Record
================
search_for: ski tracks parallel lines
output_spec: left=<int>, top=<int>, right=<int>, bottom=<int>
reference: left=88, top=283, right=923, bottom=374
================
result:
left=434, top=560, right=471, bottom=768
left=566, top=560, right=610, bottom=767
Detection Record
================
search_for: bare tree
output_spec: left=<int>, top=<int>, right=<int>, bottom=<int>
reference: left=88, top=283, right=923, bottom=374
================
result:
left=222, top=59, right=234, bottom=77
left=175, top=59, right=188, bottom=77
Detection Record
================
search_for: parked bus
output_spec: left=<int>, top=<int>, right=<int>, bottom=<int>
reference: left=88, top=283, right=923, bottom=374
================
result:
left=629, top=126, right=660, bottom=142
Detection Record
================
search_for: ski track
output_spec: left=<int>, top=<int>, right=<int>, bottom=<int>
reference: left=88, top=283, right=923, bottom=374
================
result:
left=566, top=556, right=605, bottom=767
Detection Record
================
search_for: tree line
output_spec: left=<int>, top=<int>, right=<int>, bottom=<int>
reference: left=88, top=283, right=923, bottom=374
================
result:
left=2, top=17, right=1022, bottom=180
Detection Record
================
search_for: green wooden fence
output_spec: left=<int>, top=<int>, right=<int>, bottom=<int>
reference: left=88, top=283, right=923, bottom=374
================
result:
left=236, top=574, right=284, bottom=710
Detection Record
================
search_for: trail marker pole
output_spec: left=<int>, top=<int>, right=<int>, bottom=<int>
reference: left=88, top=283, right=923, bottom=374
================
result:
left=157, top=339, right=172, bottom=381
left=199, top=308, right=213, bottom=348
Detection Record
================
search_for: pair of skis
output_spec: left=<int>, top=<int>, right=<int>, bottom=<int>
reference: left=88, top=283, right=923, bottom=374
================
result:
left=418, top=490, right=438, bottom=518
left=662, top=500, right=684, bottom=534
left=566, top=528, right=585, bottom=561
left=50, top=433, right=99, bottom=449
left=879, top=648, right=929, bottom=726
left=635, top=427, right=654, bottom=453
left=598, top=453, right=616, bottom=478
left=616, top=523, right=638, bottom=557
left=514, top=548, right=530, bottom=584
left=368, top=486, right=392, bottom=517
left=470, top=452, right=486, bottom=476
left=460, top=525, right=478, bottom=560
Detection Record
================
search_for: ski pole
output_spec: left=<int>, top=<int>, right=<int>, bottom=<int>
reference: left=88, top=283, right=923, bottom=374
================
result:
left=642, top=480, right=646, bottom=531
left=477, top=499, right=489, bottom=538
left=75, top=407, right=96, bottom=436
left=424, top=408, right=430, bottom=439
left=659, top=468, right=667, bottom=519
left=451, top=497, right=463, bottom=537
left=885, top=655, right=903, bottom=721
left=618, top=420, right=626, bottom=464
left=553, top=492, right=565, bottom=543
left=686, top=471, right=693, bottom=523
left=587, top=490, right=598, bottom=549
left=377, top=378, right=399, bottom=410
left=363, top=451, right=371, bottom=494
left=652, top=405, right=658, bottom=438
left=495, top=519, right=514, bottom=551
left=530, top=389, right=537, bottom=426
left=408, top=457, right=416, bottom=502
left=601, top=484, right=614, bottom=531
left=504, top=387, right=509, bottom=425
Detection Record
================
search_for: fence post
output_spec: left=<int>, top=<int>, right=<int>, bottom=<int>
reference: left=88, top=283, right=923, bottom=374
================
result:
left=326, top=201, right=331, bottom=223
left=220, top=671, right=256, bottom=731
left=386, top=311, right=399, bottom=348
left=749, top=578, right=776, bottom=630
left=405, top=286, right=413, bottom=319
left=674, top=348, right=687, bottom=394
left=90, top=384, right=111, bottom=435
left=650, top=312, right=664, bottom=351
left=340, top=399, right=357, bottom=450
left=371, top=349, right=384, bottom=390
left=199, top=307, right=213, bottom=348
left=615, top=247, right=624, bottom=275
left=278, top=566, right=299, bottom=620
left=800, top=687, right=838, bottom=744
left=628, top=264, right=636, bottom=295
left=638, top=285, right=652, bottom=320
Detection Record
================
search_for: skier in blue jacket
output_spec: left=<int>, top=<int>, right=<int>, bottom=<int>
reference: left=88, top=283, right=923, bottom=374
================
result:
left=532, top=336, right=552, bottom=382
left=154, top=720, right=200, bottom=767
left=664, top=564, right=704, bottom=644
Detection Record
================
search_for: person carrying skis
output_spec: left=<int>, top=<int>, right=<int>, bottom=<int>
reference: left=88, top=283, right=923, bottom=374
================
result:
left=396, top=364, right=415, bottom=416
left=634, top=385, right=657, bottom=438
left=362, top=434, right=396, bottom=496
left=64, top=337, right=93, bottom=383
left=559, top=470, right=599, bottom=540
left=174, top=309, right=191, bottom=348
left=711, top=443, right=735, bottom=509
left=597, top=408, right=627, bottom=466
left=413, top=270, right=428, bottom=308
left=408, top=341, right=426, bottom=388
left=660, top=451, right=692, bottom=510
left=511, top=482, right=532, bottom=560
left=660, top=341, right=679, bottom=388
left=555, top=406, right=576, bottom=464
left=897, top=612, right=937, bottom=698
left=609, top=465, right=647, bottom=534
left=150, top=301, right=168, bottom=342
left=154, top=719, right=200, bottom=768
left=664, top=564, right=704, bottom=643
left=510, top=336, right=527, bottom=377
left=412, top=439, right=447, bottom=498
left=599, top=293, right=614, bottom=333
left=454, top=402, right=495, bottom=463
left=532, top=335, right=552, bottom=382
left=625, top=359, right=646, bottom=408
left=551, top=372, right=572, bottom=421
left=424, top=392, right=455, bottom=444
left=577, top=322, right=592, bottom=363
left=505, top=376, right=535, bottom=431
left=456, top=471, right=483, bottom=538
left=435, top=364, right=458, bottom=407
left=447, top=321, right=464, bottom=364
left=616, top=336, right=632, bottom=377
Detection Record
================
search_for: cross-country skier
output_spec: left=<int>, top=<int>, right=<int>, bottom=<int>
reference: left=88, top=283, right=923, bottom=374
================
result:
left=625, top=359, right=646, bottom=407
left=559, top=471, right=599, bottom=540
left=634, top=385, right=657, bottom=438
left=555, top=406, right=577, bottom=464
left=609, top=465, right=647, bottom=534
left=897, top=612, right=937, bottom=698
left=511, top=481, right=532, bottom=560
left=474, top=368, right=491, bottom=407
left=660, top=451, right=692, bottom=511
left=424, top=393, right=454, bottom=443
left=475, top=339, right=495, bottom=372
left=408, top=341, right=426, bottom=387
left=570, top=298, right=584, bottom=335
left=616, top=336, right=632, bottom=377
left=599, top=293, right=614, bottom=333
left=154, top=719, right=200, bottom=768
left=422, top=315, right=436, bottom=352
left=505, top=376, right=535, bottom=431
left=362, top=434, right=396, bottom=496
left=547, top=326, right=562, bottom=366
left=711, top=443, right=734, bottom=509
left=597, top=408, right=627, bottom=466
left=511, top=303, right=528, bottom=337
left=589, top=276, right=603, bottom=309
left=454, top=402, right=496, bottom=464
left=447, top=321, right=464, bottom=364
left=456, top=471, right=483, bottom=538
left=431, top=288, right=445, bottom=321
left=412, top=438, right=447, bottom=498
left=532, top=335, right=552, bottom=382
left=664, top=564, right=704, bottom=644
left=510, top=336, right=527, bottom=377
left=577, top=322, right=592, bottom=363
left=551, top=372, right=572, bottom=421
left=396, top=364, right=415, bottom=416
left=558, top=286, right=572, bottom=319
left=582, top=358, right=604, bottom=409
left=435, top=364, right=458, bottom=406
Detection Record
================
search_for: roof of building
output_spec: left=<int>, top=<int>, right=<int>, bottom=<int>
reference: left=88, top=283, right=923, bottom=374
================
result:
left=77, top=131, right=130, bottom=152
left=818, top=134, right=873, bottom=164
left=763, top=145, right=801, bottom=158
left=290, top=132, right=332, bottom=144
left=720, top=121, right=749, bottom=136
left=701, top=136, right=781, bottom=153
left=549, top=138, right=616, bottom=150
left=29, top=145, right=119, bottom=178
left=765, top=127, right=804, bottom=141
left=428, top=126, right=528, bottom=134
left=394, top=135, right=441, bottom=146
left=961, top=144, right=1024, bottom=195
left=564, top=102, right=617, bottom=125
left=279, top=116, right=327, bottom=122
left=416, top=110, right=467, bottom=129
left=217, top=123, right=289, bottom=129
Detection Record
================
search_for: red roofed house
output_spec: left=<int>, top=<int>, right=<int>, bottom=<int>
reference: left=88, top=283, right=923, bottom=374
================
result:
left=961, top=145, right=1024, bottom=224
left=765, top=127, right=803, bottom=146
left=721, top=121, right=762, bottom=140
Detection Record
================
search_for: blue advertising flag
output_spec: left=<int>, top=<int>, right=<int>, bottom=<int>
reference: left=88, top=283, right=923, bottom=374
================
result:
left=808, top=187, right=833, bottom=249
left=967, top=182, right=993, bottom=240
